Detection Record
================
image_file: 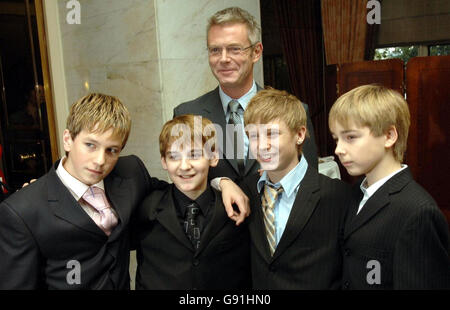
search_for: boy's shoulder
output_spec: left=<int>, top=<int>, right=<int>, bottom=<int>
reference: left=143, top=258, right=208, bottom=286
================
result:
left=111, top=155, right=146, bottom=178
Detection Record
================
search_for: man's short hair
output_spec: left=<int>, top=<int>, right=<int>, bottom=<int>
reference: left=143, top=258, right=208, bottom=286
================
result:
left=207, top=7, right=261, bottom=45
left=328, top=84, right=410, bottom=162
left=66, top=93, right=131, bottom=148
left=159, top=114, right=217, bottom=158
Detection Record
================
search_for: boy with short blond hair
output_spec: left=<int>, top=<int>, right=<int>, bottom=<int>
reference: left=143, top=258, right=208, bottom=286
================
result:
left=329, top=84, right=450, bottom=289
left=242, top=88, right=351, bottom=289
left=0, top=93, right=165, bottom=289
left=135, top=114, right=250, bottom=290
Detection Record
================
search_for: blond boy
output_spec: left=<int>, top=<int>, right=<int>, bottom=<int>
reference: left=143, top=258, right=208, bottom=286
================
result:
left=329, top=84, right=450, bottom=289
left=0, top=93, right=166, bottom=289
left=241, top=88, right=350, bottom=289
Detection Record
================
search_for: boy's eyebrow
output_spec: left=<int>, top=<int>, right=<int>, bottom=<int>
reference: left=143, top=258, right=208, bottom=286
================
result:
left=339, top=129, right=359, bottom=134
left=84, top=137, right=122, bottom=149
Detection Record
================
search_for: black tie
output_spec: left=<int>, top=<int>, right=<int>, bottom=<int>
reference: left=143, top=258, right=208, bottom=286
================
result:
left=184, top=203, right=201, bottom=249
left=228, top=99, right=245, bottom=175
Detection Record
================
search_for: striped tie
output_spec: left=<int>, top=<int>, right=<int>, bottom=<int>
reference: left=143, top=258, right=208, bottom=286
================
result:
left=228, top=99, right=245, bottom=175
left=261, top=184, right=283, bottom=256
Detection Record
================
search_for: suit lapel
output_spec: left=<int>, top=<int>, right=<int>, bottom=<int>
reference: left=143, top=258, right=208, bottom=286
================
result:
left=48, top=166, right=106, bottom=237
left=344, top=167, right=413, bottom=240
left=272, top=167, right=320, bottom=260
left=247, top=176, right=281, bottom=264
left=248, top=191, right=273, bottom=264
left=154, top=187, right=193, bottom=251
left=195, top=189, right=228, bottom=257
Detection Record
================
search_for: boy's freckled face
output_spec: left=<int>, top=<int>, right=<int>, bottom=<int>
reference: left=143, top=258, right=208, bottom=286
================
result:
left=63, top=128, right=122, bottom=186
left=161, top=142, right=218, bottom=199
left=249, top=120, right=302, bottom=176
left=330, top=121, right=387, bottom=178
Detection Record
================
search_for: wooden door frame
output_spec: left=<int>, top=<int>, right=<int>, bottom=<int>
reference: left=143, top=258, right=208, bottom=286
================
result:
left=34, top=0, right=59, bottom=163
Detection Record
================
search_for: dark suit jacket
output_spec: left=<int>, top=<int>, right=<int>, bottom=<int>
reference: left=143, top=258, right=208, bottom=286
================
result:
left=134, top=184, right=251, bottom=290
left=342, top=167, right=450, bottom=289
left=241, top=166, right=351, bottom=289
left=0, top=155, right=162, bottom=290
left=174, top=86, right=319, bottom=183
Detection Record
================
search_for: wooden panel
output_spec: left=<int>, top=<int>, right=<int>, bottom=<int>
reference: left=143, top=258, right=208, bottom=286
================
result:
left=338, top=58, right=404, bottom=95
left=406, top=55, right=450, bottom=226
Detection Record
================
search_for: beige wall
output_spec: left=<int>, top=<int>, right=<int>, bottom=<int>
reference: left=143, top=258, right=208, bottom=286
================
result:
left=43, top=0, right=263, bottom=181
left=378, top=0, right=450, bottom=46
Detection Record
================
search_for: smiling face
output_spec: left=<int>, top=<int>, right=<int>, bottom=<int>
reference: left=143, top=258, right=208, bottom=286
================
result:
left=63, top=127, right=122, bottom=186
left=249, top=120, right=305, bottom=183
left=161, top=141, right=218, bottom=200
left=207, top=22, right=262, bottom=97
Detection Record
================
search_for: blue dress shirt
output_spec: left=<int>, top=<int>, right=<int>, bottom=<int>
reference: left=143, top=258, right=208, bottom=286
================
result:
left=257, top=155, right=308, bottom=245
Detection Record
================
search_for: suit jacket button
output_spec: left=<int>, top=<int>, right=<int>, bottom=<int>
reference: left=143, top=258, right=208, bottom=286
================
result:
left=193, top=259, right=200, bottom=266
left=269, top=265, right=275, bottom=272
left=343, top=282, right=350, bottom=289
left=344, top=249, right=351, bottom=256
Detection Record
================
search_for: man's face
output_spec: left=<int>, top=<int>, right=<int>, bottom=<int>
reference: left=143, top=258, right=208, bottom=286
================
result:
left=63, top=127, right=122, bottom=186
left=330, top=120, right=388, bottom=182
left=161, top=141, right=218, bottom=200
left=207, top=23, right=262, bottom=93
left=248, top=120, right=305, bottom=180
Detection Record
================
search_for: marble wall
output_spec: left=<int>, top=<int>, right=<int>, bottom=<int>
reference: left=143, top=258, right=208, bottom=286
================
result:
left=55, top=0, right=262, bottom=180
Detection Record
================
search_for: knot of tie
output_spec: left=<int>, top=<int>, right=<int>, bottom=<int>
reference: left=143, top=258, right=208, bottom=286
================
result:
left=229, top=99, right=242, bottom=114
left=82, top=186, right=118, bottom=236
left=263, top=185, right=284, bottom=211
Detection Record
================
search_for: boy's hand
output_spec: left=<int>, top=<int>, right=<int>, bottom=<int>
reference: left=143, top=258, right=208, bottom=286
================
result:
left=219, top=179, right=250, bottom=225
left=22, top=179, right=37, bottom=188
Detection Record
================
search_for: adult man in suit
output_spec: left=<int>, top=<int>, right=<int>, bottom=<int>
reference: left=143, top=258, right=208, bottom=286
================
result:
left=0, top=94, right=166, bottom=289
left=174, top=7, right=318, bottom=185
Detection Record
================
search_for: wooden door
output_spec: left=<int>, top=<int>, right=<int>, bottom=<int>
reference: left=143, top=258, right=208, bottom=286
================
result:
left=406, top=55, right=450, bottom=225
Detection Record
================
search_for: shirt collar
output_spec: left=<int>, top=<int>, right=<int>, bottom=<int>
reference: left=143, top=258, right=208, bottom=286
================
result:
left=257, top=155, right=308, bottom=197
left=56, top=156, right=105, bottom=200
left=360, top=164, right=408, bottom=197
left=173, top=185, right=214, bottom=217
left=219, top=80, right=257, bottom=115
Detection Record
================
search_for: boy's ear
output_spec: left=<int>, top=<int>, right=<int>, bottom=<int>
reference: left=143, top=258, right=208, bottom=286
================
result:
left=296, top=126, right=307, bottom=145
left=63, top=129, right=73, bottom=153
left=209, top=151, right=219, bottom=168
left=160, top=156, right=168, bottom=170
left=384, top=125, right=398, bottom=149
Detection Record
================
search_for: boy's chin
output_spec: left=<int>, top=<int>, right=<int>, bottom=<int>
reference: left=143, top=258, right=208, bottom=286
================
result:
left=257, top=161, right=280, bottom=172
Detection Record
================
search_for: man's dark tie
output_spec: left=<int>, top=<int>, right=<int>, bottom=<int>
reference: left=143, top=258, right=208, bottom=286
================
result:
left=228, top=99, right=245, bottom=175
left=184, top=202, right=201, bottom=249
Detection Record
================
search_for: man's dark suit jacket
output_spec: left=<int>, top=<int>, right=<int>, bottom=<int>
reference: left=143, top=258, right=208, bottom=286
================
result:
left=241, top=166, right=351, bottom=289
left=342, top=167, right=450, bottom=289
left=174, top=86, right=319, bottom=183
left=0, top=155, right=162, bottom=290
left=134, top=184, right=251, bottom=290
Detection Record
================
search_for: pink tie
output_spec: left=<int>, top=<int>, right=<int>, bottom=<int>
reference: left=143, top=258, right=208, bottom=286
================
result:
left=82, top=186, right=118, bottom=236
